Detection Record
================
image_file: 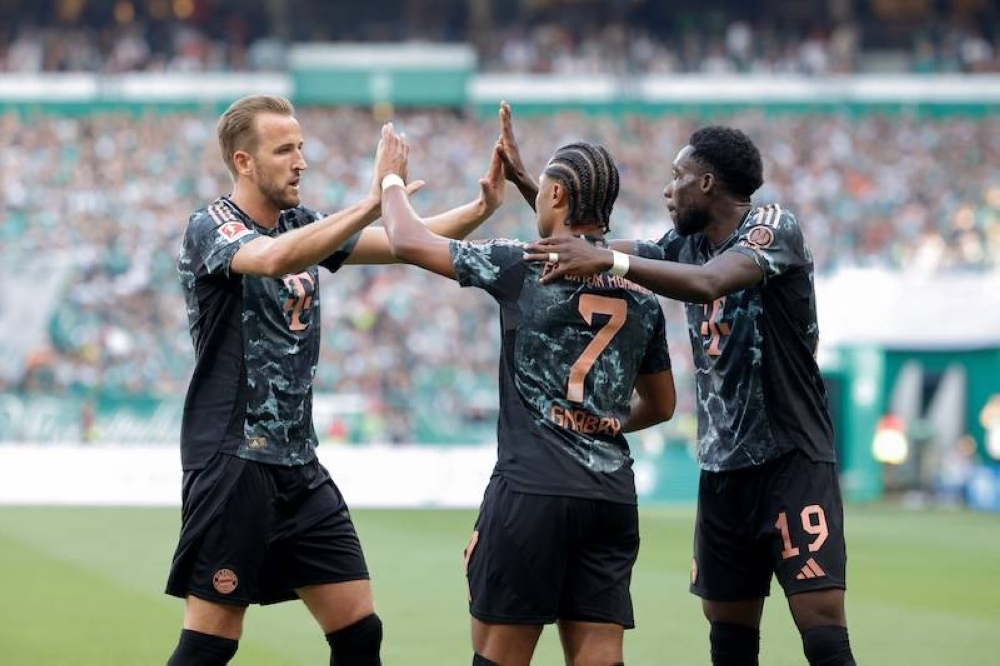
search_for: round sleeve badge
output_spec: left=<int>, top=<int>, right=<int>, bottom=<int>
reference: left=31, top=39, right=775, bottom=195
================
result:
left=745, top=225, right=775, bottom=249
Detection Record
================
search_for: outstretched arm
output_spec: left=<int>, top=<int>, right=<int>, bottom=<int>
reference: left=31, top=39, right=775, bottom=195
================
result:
left=231, top=124, right=405, bottom=278
left=380, top=180, right=457, bottom=279
left=497, top=101, right=539, bottom=210
left=346, top=140, right=506, bottom=265
left=606, top=250, right=761, bottom=302
left=524, top=236, right=762, bottom=303
left=231, top=198, right=379, bottom=277
left=414, top=138, right=505, bottom=238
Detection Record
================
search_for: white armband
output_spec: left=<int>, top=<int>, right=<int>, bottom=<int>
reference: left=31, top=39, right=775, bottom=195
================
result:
left=608, top=250, right=630, bottom=277
left=381, top=174, right=405, bottom=191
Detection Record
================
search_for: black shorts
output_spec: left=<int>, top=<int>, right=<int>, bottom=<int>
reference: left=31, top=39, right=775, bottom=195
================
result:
left=465, top=475, right=639, bottom=628
left=165, top=454, right=369, bottom=606
left=690, top=450, right=847, bottom=602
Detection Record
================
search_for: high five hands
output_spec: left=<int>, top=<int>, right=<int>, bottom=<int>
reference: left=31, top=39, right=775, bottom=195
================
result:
left=479, top=140, right=507, bottom=214
left=496, top=101, right=538, bottom=211
left=376, top=120, right=507, bottom=216
left=372, top=122, right=424, bottom=202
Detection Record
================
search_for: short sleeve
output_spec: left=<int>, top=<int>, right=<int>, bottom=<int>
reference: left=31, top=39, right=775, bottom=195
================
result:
left=187, top=206, right=260, bottom=278
left=633, top=239, right=664, bottom=260
left=634, top=229, right=683, bottom=261
left=320, top=231, right=361, bottom=273
left=639, top=306, right=672, bottom=375
left=450, top=239, right=528, bottom=303
left=731, top=206, right=809, bottom=282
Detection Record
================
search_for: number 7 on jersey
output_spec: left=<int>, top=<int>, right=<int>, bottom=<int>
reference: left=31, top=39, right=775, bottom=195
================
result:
left=566, top=295, right=627, bottom=403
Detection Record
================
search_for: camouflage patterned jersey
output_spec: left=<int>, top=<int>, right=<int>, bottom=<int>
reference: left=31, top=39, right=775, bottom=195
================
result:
left=451, top=237, right=672, bottom=504
left=176, top=197, right=358, bottom=470
left=635, top=204, right=835, bottom=472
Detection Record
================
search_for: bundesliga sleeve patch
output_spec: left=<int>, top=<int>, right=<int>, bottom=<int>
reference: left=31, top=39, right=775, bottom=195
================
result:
left=217, top=220, right=253, bottom=242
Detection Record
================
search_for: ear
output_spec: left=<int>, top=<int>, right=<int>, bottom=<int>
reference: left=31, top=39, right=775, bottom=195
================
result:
left=551, top=181, right=569, bottom=210
left=700, top=172, right=715, bottom=194
left=233, top=149, right=253, bottom=176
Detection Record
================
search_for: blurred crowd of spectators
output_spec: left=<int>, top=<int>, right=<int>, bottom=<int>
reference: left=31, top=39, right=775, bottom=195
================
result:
left=0, top=19, right=285, bottom=73
left=480, top=19, right=1000, bottom=76
left=1, top=107, right=998, bottom=441
left=1, top=16, right=998, bottom=75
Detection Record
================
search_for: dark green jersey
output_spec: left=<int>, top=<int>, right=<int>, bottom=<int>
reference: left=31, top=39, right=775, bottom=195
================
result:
left=451, top=238, right=671, bottom=504
left=635, top=204, right=835, bottom=472
left=177, top=197, right=358, bottom=470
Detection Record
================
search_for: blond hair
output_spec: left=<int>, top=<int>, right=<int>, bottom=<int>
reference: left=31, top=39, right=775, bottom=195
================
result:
left=217, top=95, right=296, bottom=179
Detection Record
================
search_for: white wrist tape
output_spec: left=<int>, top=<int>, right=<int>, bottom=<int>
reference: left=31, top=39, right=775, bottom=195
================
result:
left=608, top=250, right=630, bottom=277
left=381, top=174, right=405, bottom=191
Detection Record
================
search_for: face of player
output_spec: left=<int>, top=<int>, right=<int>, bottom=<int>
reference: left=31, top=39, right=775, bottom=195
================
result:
left=246, top=112, right=307, bottom=211
left=663, top=145, right=711, bottom=236
left=535, top=173, right=561, bottom=238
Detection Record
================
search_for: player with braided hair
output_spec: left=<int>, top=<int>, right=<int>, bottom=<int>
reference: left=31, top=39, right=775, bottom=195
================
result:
left=543, top=142, right=620, bottom=233
left=377, top=122, right=676, bottom=666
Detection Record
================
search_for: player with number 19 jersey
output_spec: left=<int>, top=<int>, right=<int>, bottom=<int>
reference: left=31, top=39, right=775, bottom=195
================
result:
left=451, top=237, right=671, bottom=505
left=177, top=197, right=358, bottom=471
left=635, top=204, right=835, bottom=472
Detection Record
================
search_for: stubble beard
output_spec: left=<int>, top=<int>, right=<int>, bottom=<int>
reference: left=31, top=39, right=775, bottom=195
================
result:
left=674, top=208, right=710, bottom=237
left=256, top=172, right=299, bottom=211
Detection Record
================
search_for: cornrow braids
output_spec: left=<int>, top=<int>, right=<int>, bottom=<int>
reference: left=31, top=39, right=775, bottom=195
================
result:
left=543, top=142, right=620, bottom=233
left=594, top=144, right=619, bottom=230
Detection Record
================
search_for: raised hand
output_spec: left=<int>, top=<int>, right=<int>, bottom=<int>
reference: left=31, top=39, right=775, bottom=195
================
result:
left=478, top=142, right=506, bottom=214
left=497, top=101, right=538, bottom=210
left=371, top=123, right=424, bottom=204
left=375, top=122, right=407, bottom=183
left=498, top=101, right=528, bottom=183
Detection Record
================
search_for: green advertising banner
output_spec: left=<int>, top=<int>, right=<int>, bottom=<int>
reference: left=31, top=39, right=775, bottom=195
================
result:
left=289, top=43, right=475, bottom=106
left=0, top=68, right=997, bottom=114
left=0, top=393, right=183, bottom=443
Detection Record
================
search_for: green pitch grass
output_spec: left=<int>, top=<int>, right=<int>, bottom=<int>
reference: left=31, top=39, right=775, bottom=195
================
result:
left=0, top=504, right=996, bottom=665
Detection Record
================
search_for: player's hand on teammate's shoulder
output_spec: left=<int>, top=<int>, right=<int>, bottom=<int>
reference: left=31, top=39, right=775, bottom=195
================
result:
left=524, top=236, right=614, bottom=285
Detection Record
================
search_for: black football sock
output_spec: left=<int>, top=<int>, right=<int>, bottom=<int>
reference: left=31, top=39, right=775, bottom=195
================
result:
left=326, top=613, right=383, bottom=666
left=710, top=621, right=760, bottom=666
left=802, top=625, right=856, bottom=666
left=166, top=629, right=238, bottom=666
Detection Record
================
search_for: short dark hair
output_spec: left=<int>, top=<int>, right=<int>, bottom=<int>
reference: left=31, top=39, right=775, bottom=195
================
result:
left=543, top=142, right=620, bottom=232
left=688, top=126, right=763, bottom=199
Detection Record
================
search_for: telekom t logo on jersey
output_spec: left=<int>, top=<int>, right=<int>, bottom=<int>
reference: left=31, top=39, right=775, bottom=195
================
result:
left=282, top=272, right=315, bottom=331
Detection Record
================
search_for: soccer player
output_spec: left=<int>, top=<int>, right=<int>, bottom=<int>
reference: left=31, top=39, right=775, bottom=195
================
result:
left=500, top=105, right=857, bottom=666
left=165, top=96, right=504, bottom=666
left=377, top=124, right=677, bottom=666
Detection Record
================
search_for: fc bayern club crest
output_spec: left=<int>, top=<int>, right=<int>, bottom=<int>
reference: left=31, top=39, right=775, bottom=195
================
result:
left=213, top=568, right=239, bottom=594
